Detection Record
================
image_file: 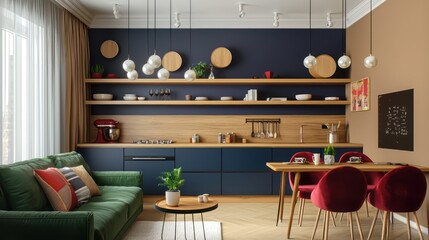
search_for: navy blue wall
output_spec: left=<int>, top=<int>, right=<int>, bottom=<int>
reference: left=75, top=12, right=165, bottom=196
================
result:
left=89, top=28, right=347, bottom=79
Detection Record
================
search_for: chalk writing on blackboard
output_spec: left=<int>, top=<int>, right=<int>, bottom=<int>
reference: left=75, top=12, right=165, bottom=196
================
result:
left=378, top=89, right=413, bottom=151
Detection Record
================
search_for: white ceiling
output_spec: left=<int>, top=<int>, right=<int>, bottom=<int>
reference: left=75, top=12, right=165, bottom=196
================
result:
left=56, top=0, right=385, bottom=29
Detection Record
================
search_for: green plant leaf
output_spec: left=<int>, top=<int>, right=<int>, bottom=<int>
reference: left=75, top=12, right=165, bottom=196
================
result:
left=158, top=167, right=185, bottom=191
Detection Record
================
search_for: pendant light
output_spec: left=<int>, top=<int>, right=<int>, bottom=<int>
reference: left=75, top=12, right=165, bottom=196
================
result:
left=184, top=0, right=196, bottom=81
left=122, top=0, right=137, bottom=79
left=142, top=0, right=154, bottom=75
left=147, top=0, right=161, bottom=69
left=338, top=0, right=351, bottom=69
left=303, top=0, right=316, bottom=69
left=364, top=0, right=377, bottom=68
left=157, top=0, right=172, bottom=80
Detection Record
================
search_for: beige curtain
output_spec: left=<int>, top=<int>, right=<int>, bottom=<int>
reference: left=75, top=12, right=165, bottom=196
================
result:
left=62, top=11, right=89, bottom=151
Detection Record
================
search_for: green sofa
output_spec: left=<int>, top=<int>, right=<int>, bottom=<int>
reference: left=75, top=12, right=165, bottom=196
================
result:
left=0, top=151, right=143, bottom=240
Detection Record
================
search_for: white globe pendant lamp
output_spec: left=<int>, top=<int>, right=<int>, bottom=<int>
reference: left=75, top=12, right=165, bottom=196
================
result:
left=184, top=68, right=196, bottom=81
left=303, top=0, right=316, bottom=69
left=127, top=70, right=138, bottom=80
left=148, top=53, right=162, bottom=68
left=364, top=0, right=377, bottom=68
left=142, top=63, right=155, bottom=75
left=123, top=59, right=135, bottom=72
left=157, top=68, right=170, bottom=80
left=338, top=0, right=351, bottom=69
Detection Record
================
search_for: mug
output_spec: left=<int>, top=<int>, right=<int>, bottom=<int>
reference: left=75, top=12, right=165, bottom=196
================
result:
left=349, top=156, right=362, bottom=163
left=294, top=157, right=306, bottom=163
left=312, top=153, right=321, bottom=165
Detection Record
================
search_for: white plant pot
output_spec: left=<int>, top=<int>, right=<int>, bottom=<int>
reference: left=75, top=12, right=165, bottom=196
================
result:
left=165, top=190, right=180, bottom=206
left=324, top=155, right=335, bottom=165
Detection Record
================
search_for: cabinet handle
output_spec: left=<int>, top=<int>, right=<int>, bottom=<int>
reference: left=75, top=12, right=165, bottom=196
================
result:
left=131, top=157, right=167, bottom=160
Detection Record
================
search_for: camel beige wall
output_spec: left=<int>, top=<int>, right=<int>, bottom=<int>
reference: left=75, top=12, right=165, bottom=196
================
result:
left=347, top=0, right=429, bottom=227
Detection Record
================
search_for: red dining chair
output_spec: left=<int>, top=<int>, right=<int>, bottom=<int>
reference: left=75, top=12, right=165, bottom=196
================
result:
left=339, top=152, right=384, bottom=217
left=311, top=166, right=367, bottom=240
left=289, top=152, right=328, bottom=226
left=367, top=166, right=427, bottom=240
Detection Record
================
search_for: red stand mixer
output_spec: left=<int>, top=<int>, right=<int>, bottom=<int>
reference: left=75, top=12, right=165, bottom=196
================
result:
left=94, top=119, right=120, bottom=143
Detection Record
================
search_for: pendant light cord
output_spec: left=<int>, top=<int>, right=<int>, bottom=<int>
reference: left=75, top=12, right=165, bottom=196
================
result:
left=341, top=0, right=345, bottom=55
left=154, top=0, right=157, bottom=54
left=127, top=0, right=130, bottom=59
left=169, top=0, right=172, bottom=50
left=189, top=0, right=192, bottom=61
left=369, top=0, right=373, bottom=54
left=146, top=0, right=149, bottom=56
left=309, top=0, right=312, bottom=54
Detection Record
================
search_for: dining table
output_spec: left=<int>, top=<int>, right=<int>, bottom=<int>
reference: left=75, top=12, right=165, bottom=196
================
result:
left=266, top=162, right=429, bottom=239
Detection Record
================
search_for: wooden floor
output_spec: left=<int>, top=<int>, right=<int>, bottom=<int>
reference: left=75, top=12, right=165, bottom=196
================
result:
left=137, top=196, right=424, bottom=240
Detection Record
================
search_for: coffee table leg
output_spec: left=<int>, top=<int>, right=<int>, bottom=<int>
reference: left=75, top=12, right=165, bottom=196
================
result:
left=192, top=214, right=196, bottom=240
left=161, top=213, right=166, bottom=240
left=201, top=213, right=207, bottom=240
left=184, top=214, right=187, bottom=240
left=175, top=214, right=177, bottom=240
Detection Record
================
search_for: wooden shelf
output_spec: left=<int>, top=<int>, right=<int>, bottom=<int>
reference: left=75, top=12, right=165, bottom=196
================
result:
left=85, top=100, right=349, bottom=106
left=85, top=78, right=351, bottom=85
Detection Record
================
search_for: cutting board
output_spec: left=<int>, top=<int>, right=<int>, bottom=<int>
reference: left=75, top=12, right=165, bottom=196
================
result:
left=162, top=51, right=182, bottom=72
left=309, top=54, right=337, bottom=78
left=211, top=47, right=232, bottom=68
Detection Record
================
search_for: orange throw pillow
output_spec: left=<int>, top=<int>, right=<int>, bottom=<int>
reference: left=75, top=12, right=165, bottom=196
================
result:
left=71, top=165, right=101, bottom=196
left=34, top=168, right=77, bottom=211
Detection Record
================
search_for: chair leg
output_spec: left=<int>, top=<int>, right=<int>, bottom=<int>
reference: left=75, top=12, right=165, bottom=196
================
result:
left=349, top=212, right=354, bottom=240
left=386, top=212, right=390, bottom=240
left=412, top=212, right=425, bottom=240
left=324, top=211, right=330, bottom=240
left=340, top=212, right=345, bottom=223
left=297, top=198, right=303, bottom=225
left=367, top=209, right=379, bottom=240
left=311, top=208, right=322, bottom=240
left=381, top=211, right=389, bottom=240
left=299, top=198, right=306, bottom=226
left=365, top=199, right=369, bottom=217
left=322, top=210, right=327, bottom=239
left=406, top=212, right=411, bottom=240
left=355, top=211, right=364, bottom=240
left=330, top=212, right=337, bottom=227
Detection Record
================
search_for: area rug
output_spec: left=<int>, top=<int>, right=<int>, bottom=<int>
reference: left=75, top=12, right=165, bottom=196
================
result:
left=123, top=221, right=222, bottom=240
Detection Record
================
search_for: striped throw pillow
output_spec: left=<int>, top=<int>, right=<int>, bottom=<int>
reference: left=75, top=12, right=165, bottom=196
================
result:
left=59, top=167, right=91, bottom=206
left=71, top=165, right=101, bottom=196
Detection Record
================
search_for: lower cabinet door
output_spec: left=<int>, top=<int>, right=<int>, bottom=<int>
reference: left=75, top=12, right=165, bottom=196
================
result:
left=180, top=173, right=221, bottom=195
left=77, top=148, right=123, bottom=171
left=222, top=173, right=272, bottom=195
left=124, top=160, right=174, bottom=195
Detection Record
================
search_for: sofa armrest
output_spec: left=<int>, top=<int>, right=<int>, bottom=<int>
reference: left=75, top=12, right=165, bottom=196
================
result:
left=92, top=171, right=142, bottom=187
left=0, top=210, right=94, bottom=240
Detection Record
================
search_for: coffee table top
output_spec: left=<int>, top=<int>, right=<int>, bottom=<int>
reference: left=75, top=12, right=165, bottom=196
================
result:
left=155, top=197, right=218, bottom=214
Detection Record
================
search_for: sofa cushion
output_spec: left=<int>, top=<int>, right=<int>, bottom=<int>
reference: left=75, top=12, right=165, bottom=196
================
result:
left=0, top=158, right=54, bottom=210
left=59, top=167, right=91, bottom=206
left=93, top=186, right=143, bottom=218
left=71, top=165, right=101, bottom=196
left=75, top=201, right=129, bottom=240
left=34, top=168, right=78, bottom=211
left=49, top=151, right=92, bottom=175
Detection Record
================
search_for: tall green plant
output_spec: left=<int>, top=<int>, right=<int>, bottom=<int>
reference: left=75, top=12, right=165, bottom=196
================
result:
left=158, top=167, right=185, bottom=191
left=324, top=145, right=336, bottom=155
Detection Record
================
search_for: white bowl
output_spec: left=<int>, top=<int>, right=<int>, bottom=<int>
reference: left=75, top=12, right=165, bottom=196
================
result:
left=195, top=97, right=208, bottom=101
left=124, top=93, right=136, bottom=97
left=123, top=96, right=137, bottom=101
left=93, top=93, right=113, bottom=100
left=325, top=96, right=339, bottom=101
left=295, top=94, right=312, bottom=101
left=137, top=97, right=146, bottom=101
left=220, top=96, right=233, bottom=101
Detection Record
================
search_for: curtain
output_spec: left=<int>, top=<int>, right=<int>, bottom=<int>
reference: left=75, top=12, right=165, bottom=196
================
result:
left=62, top=11, right=89, bottom=152
left=0, top=0, right=64, bottom=164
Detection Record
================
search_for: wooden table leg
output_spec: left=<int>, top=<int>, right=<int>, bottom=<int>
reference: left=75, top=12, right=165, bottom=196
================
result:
left=277, top=172, right=286, bottom=225
left=287, top=172, right=301, bottom=239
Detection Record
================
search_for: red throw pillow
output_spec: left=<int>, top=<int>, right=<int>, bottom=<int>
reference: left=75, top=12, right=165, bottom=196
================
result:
left=34, top=168, right=77, bottom=211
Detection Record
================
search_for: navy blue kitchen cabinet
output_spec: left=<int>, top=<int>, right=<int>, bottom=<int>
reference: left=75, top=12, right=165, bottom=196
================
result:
left=176, top=148, right=222, bottom=195
left=222, top=148, right=272, bottom=195
left=123, top=148, right=175, bottom=195
left=77, top=147, right=123, bottom=171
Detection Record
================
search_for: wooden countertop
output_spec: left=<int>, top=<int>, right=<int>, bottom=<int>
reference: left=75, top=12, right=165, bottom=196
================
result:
left=77, top=143, right=363, bottom=148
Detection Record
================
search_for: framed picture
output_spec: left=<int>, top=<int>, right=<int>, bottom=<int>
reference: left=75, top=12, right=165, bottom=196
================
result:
left=351, top=77, right=370, bottom=111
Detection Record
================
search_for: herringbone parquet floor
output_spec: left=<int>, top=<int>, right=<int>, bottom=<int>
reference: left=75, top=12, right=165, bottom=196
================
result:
left=137, top=196, right=425, bottom=240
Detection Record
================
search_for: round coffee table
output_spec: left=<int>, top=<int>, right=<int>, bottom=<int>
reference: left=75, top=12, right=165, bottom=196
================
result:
left=155, top=197, right=218, bottom=240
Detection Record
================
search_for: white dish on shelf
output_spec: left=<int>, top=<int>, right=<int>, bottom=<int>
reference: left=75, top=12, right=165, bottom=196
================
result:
left=295, top=94, right=312, bottom=101
left=270, top=97, right=287, bottom=101
left=137, top=97, right=146, bottom=101
left=220, top=96, right=233, bottom=101
left=195, top=97, right=208, bottom=101
left=93, top=93, right=113, bottom=100
left=325, top=97, right=339, bottom=101
left=123, top=96, right=137, bottom=101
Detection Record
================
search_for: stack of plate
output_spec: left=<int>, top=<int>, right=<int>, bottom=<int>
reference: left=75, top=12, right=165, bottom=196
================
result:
left=325, top=97, right=339, bottom=101
left=220, top=96, right=233, bottom=101
left=195, top=97, right=208, bottom=101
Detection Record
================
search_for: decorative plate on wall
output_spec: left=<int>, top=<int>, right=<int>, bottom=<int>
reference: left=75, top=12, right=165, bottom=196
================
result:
left=162, top=51, right=182, bottom=72
left=308, top=54, right=336, bottom=78
left=100, top=40, right=119, bottom=59
left=211, top=47, right=232, bottom=68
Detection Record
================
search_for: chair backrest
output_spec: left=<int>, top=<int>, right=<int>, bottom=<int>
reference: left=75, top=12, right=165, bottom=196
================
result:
left=311, top=166, right=367, bottom=212
left=289, top=152, right=325, bottom=188
left=338, top=152, right=373, bottom=163
left=369, top=166, right=427, bottom=212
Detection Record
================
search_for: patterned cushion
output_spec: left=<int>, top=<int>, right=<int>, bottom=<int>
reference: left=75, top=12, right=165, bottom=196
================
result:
left=34, top=168, right=77, bottom=211
left=59, top=167, right=91, bottom=206
left=71, top=165, right=101, bottom=196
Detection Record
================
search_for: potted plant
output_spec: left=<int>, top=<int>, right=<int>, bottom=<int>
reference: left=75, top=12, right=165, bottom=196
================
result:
left=323, top=145, right=336, bottom=164
left=158, top=167, right=185, bottom=206
left=192, top=62, right=209, bottom=78
left=91, top=64, right=104, bottom=78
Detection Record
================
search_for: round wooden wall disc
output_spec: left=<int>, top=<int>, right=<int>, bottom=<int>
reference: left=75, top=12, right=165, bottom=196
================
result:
left=100, top=40, right=119, bottom=59
left=309, top=54, right=337, bottom=78
left=162, top=51, right=182, bottom=72
left=211, top=47, right=232, bottom=68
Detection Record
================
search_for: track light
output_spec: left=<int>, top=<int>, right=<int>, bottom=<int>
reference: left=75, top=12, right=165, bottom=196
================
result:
left=113, top=4, right=120, bottom=19
left=174, top=12, right=181, bottom=28
left=326, top=12, right=333, bottom=28
left=273, top=12, right=279, bottom=27
left=238, top=3, right=245, bottom=18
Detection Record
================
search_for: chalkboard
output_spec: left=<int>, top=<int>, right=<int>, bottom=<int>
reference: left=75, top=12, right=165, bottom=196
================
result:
left=378, top=89, right=413, bottom=151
